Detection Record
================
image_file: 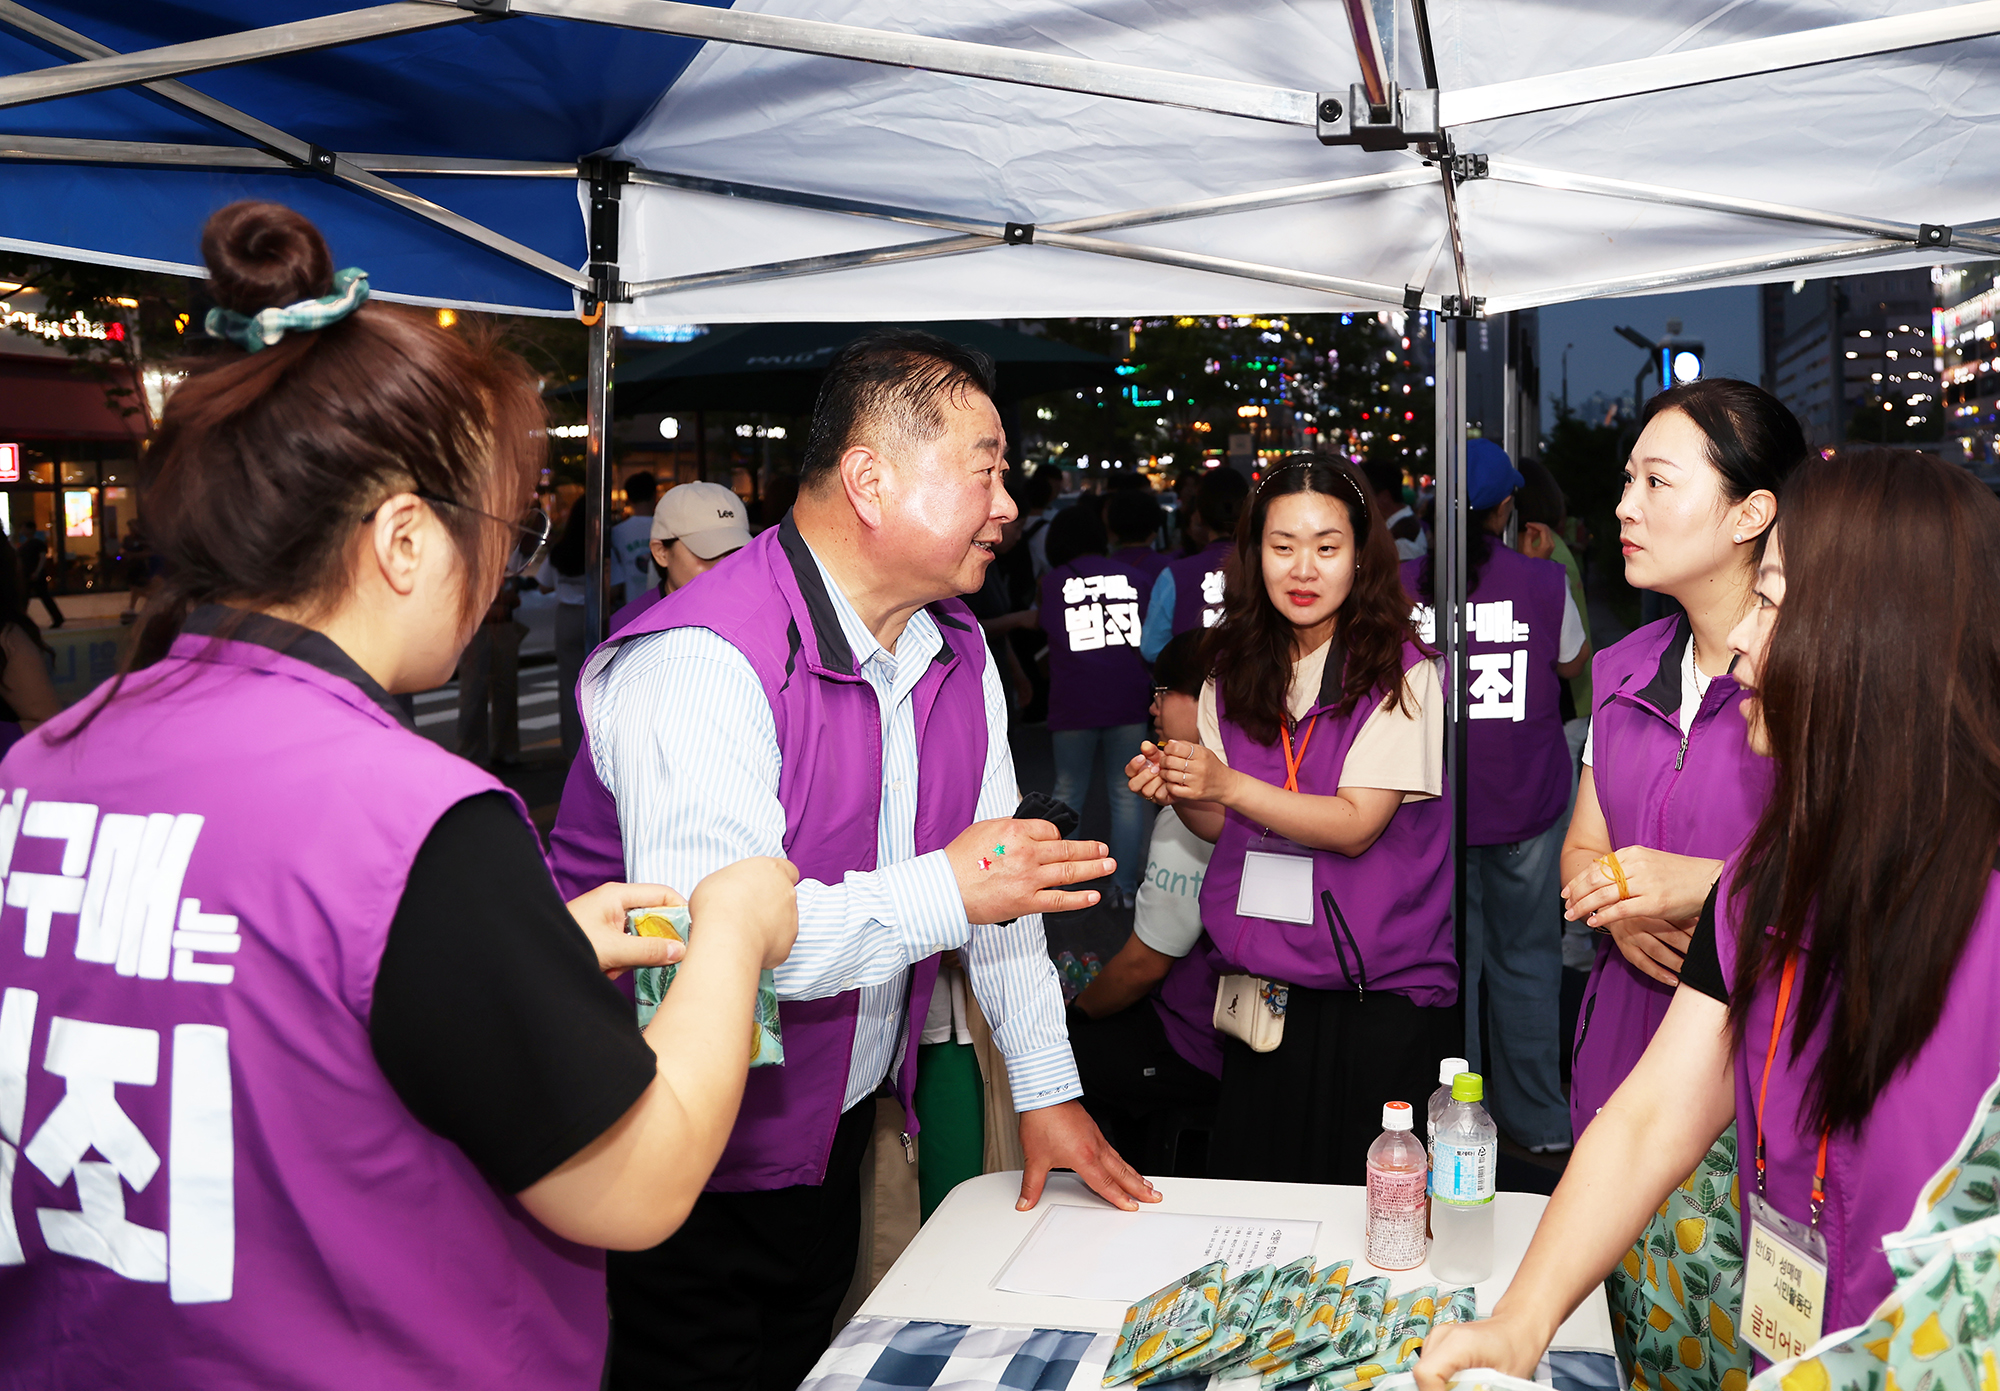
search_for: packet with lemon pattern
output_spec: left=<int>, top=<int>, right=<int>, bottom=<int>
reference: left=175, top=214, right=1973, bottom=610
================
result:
left=628, top=905, right=784, bottom=1066
left=1136, top=1264, right=1280, bottom=1385
left=1222, top=1257, right=1324, bottom=1380
left=1245, top=1261, right=1358, bottom=1378
left=1103, top=1261, right=1230, bottom=1386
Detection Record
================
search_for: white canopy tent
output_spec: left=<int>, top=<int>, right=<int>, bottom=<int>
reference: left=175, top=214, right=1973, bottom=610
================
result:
left=4, top=0, right=1998, bottom=921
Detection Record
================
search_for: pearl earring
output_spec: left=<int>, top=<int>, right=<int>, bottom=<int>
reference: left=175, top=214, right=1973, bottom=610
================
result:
left=1733, top=532, right=1743, bottom=543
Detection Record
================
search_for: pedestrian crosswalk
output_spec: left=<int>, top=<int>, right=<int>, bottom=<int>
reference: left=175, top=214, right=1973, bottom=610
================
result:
left=410, top=667, right=564, bottom=747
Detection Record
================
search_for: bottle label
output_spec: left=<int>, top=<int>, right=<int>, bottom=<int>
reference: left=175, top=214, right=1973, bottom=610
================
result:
left=1366, top=1165, right=1428, bottom=1269
left=1433, top=1138, right=1496, bottom=1206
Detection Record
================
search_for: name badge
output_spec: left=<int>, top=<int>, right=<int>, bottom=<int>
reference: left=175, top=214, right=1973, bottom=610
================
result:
left=1237, top=849, right=1315, bottom=924
left=1743, top=1192, right=1829, bottom=1364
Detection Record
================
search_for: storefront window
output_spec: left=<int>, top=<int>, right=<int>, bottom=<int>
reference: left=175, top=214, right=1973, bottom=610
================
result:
left=0, top=441, right=140, bottom=591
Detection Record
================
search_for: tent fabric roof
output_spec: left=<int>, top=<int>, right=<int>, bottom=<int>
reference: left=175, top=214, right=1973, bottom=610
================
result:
left=0, top=1, right=1996, bottom=320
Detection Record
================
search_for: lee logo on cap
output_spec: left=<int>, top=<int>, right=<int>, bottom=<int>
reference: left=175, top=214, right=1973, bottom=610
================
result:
left=718, top=508, right=735, bottom=518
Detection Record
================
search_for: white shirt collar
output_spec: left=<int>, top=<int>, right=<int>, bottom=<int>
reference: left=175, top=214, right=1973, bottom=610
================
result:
left=806, top=542, right=941, bottom=687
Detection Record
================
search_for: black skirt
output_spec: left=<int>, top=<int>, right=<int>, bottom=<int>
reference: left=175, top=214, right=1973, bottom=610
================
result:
left=1207, top=985, right=1457, bottom=1186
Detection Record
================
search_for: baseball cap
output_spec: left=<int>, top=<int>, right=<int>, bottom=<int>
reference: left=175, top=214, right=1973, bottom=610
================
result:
left=1466, top=438, right=1524, bottom=511
left=651, top=481, right=752, bottom=560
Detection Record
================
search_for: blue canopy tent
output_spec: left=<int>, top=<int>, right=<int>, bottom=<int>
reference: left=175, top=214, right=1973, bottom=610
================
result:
left=5, top=0, right=1999, bottom=945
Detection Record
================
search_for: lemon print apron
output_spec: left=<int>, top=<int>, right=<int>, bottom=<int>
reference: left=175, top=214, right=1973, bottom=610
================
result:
left=1609, top=1122, right=1752, bottom=1391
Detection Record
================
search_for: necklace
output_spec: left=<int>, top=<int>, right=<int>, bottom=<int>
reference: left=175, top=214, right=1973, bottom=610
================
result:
left=1687, top=631, right=1714, bottom=701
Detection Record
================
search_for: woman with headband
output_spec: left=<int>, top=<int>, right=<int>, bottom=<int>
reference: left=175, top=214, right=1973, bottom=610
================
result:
left=1559, top=379, right=1803, bottom=1391
left=1420, top=448, right=2000, bottom=1391
left=0, top=201, right=798, bottom=1388
left=1127, top=454, right=1451, bottom=1183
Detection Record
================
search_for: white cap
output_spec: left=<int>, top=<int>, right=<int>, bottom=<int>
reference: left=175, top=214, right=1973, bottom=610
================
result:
left=1438, top=1056, right=1469, bottom=1087
left=1382, top=1101, right=1413, bottom=1131
left=651, top=481, right=752, bottom=559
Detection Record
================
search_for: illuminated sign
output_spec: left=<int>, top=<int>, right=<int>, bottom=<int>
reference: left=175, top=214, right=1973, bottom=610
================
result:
left=0, top=299, right=121, bottom=343
left=0, top=443, right=17, bottom=484
left=64, top=489, right=93, bottom=539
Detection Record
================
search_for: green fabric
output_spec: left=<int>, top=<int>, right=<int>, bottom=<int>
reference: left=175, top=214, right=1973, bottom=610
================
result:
left=1548, top=534, right=1593, bottom=714
left=205, top=266, right=370, bottom=352
left=913, top=1041, right=984, bottom=1222
left=1609, top=1124, right=1751, bottom=1391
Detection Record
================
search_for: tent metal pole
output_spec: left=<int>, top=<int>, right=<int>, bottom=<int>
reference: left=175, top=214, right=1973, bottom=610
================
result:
left=1481, top=237, right=1922, bottom=314
left=510, top=0, right=1318, bottom=127
left=584, top=315, right=615, bottom=647
left=1486, top=159, right=2000, bottom=256
left=1443, top=0, right=2000, bottom=128
left=0, top=1, right=590, bottom=289
left=0, top=2, right=471, bottom=110
left=1434, top=314, right=1470, bottom=1004
left=1032, top=232, right=1430, bottom=309
left=625, top=233, right=999, bottom=298
left=628, top=168, right=999, bottom=236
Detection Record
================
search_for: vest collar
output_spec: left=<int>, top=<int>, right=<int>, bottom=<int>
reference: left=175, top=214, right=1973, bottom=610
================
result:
left=178, top=603, right=416, bottom=731
left=777, top=511, right=963, bottom=681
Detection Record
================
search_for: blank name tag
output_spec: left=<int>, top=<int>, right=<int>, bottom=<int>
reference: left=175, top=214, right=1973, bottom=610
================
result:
left=1237, top=850, right=1316, bottom=924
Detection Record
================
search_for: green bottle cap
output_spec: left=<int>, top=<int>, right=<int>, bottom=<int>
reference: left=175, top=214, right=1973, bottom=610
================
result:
left=1450, top=1071, right=1484, bottom=1102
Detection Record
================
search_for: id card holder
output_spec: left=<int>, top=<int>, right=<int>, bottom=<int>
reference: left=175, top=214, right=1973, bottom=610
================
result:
left=1237, top=846, right=1315, bottom=924
left=1743, top=1192, right=1829, bottom=1364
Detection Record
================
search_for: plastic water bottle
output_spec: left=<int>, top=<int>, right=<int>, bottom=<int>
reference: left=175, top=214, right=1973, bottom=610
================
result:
left=1427, top=1056, right=1470, bottom=1143
left=1430, top=1072, right=1497, bottom=1284
left=1366, top=1101, right=1429, bottom=1271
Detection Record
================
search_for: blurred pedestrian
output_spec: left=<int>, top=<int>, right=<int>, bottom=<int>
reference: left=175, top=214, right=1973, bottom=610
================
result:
left=536, top=500, right=589, bottom=762
left=1364, top=459, right=1427, bottom=561
left=1106, top=488, right=1169, bottom=582
left=607, top=479, right=753, bottom=634
left=610, top=470, right=658, bottom=604
left=0, top=539, right=60, bottom=756
left=16, top=527, right=62, bottom=628
left=456, top=574, right=531, bottom=766
left=1140, top=468, right=1248, bottom=659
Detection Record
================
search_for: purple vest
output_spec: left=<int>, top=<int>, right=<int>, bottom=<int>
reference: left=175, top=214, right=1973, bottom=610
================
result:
left=1570, top=616, right=1774, bottom=1134
left=1718, top=869, right=2000, bottom=1338
left=1401, top=546, right=1571, bottom=846
left=1040, top=555, right=1155, bottom=731
left=1168, top=539, right=1234, bottom=635
left=1197, top=641, right=1456, bottom=1008
left=547, top=516, right=989, bottom=1191
left=607, top=584, right=663, bottom=636
left=0, top=631, right=605, bottom=1388
left=1154, top=952, right=1224, bottom=1077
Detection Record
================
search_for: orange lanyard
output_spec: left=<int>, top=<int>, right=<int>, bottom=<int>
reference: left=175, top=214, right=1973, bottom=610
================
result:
left=1279, top=715, right=1319, bottom=793
left=1754, top=953, right=1831, bottom=1225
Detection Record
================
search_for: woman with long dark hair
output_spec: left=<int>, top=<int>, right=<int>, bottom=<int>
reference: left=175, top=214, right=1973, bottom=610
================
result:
left=1127, top=454, right=1450, bottom=1183
left=1557, top=379, right=1804, bottom=1391
left=1419, top=447, right=2000, bottom=1387
left=0, top=201, right=798, bottom=1387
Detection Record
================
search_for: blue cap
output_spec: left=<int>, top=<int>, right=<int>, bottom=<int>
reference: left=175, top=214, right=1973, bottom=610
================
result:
left=1466, top=438, right=1523, bottom=510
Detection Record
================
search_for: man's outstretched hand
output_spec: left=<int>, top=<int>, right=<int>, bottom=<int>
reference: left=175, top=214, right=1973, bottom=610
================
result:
left=947, top=817, right=1115, bottom=924
left=1017, top=1100, right=1160, bottom=1212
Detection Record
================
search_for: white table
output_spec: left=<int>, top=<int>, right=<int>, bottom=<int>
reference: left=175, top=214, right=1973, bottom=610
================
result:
left=859, top=1171, right=1612, bottom=1357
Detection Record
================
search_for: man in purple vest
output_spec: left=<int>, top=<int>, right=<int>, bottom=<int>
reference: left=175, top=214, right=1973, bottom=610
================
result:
left=1140, top=467, right=1249, bottom=660
left=550, top=329, right=1158, bottom=1390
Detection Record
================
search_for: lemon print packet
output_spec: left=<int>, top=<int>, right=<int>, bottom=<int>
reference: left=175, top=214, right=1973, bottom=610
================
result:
left=1136, top=1263, right=1281, bottom=1385
left=628, top=905, right=784, bottom=1066
left=1104, top=1261, right=1229, bottom=1386
left=1229, top=1257, right=1332, bottom=1379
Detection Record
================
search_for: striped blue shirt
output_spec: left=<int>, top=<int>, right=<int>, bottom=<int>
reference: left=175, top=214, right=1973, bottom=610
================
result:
left=583, top=544, right=1082, bottom=1115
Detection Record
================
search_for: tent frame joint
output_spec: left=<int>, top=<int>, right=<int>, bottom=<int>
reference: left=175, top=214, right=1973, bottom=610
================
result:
left=1004, top=221, right=1035, bottom=245
left=1316, top=84, right=1440, bottom=150
left=453, top=0, right=513, bottom=17
left=1919, top=223, right=1954, bottom=249
left=581, top=154, right=633, bottom=311
left=1439, top=294, right=1485, bottom=320
left=1449, top=152, right=1488, bottom=183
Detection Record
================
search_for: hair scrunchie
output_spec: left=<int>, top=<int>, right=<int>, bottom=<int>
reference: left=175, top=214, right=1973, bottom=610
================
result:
left=205, top=266, right=369, bottom=352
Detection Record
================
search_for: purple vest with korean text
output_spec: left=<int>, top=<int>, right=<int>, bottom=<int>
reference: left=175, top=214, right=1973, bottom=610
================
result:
left=547, top=516, right=989, bottom=1191
left=1570, top=616, right=1773, bottom=1135
left=1114, top=545, right=1172, bottom=584
left=1197, top=641, right=1456, bottom=1007
left=1718, top=868, right=2000, bottom=1341
left=1401, top=546, right=1571, bottom=846
left=0, top=631, right=606, bottom=1389
left=1040, top=555, right=1154, bottom=731
left=1168, top=539, right=1234, bottom=636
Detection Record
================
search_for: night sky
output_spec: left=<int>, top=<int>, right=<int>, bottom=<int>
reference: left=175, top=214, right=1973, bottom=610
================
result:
left=1537, top=285, right=1763, bottom=417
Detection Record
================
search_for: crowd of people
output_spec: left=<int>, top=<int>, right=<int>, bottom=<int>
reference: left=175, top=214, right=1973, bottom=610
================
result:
left=7, top=197, right=2000, bottom=1391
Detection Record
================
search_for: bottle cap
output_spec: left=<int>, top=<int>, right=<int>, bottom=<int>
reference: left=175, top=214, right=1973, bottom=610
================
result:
left=1382, top=1101, right=1413, bottom=1131
left=1437, top=1056, right=1469, bottom=1087
left=1451, top=1072, right=1484, bottom=1103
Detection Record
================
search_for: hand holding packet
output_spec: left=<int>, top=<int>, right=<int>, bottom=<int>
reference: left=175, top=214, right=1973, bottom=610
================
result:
left=628, top=904, right=784, bottom=1066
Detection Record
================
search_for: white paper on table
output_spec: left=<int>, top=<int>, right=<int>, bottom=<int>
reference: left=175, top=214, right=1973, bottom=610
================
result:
left=993, top=1207, right=1321, bottom=1301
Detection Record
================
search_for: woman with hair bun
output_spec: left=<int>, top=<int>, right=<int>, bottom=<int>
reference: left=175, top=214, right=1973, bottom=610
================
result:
left=1128, top=454, right=1451, bottom=1184
left=0, top=201, right=797, bottom=1388
left=1421, top=447, right=2000, bottom=1389
left=1560, top=378, right=1805, bottom=1391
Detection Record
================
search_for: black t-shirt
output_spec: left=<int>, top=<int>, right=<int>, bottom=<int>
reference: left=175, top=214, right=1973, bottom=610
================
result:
left=369, top=793, right=658, bottom=1194
left=1678, top=884, right=1729, bottom=1005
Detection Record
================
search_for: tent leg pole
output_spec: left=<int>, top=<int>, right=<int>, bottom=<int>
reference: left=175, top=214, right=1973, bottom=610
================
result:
left=1436, top=313, right=1471, bottom=1054
left=585, top=315, right=615, bottom=646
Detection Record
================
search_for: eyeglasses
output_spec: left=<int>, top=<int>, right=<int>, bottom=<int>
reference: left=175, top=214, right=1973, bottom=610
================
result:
left=415, top=490, right=552, bottom=576
left=1152, top=686, right=1172, bottom=702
